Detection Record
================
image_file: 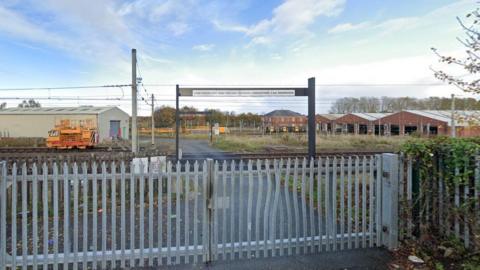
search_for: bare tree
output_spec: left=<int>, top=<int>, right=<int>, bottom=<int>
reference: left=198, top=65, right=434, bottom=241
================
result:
left=0, top=102, right=6, bottom=109
left=18, top=99, right=41, bottom=108
left=330, top=96, right=480, bottom=113
left=432, top=6, right=479, bottom=93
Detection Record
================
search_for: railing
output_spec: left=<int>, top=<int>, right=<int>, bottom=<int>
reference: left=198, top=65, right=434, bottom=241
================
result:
left=399, top=154, right=480, bottom=250
left=0, top=155, right=399, bottom=269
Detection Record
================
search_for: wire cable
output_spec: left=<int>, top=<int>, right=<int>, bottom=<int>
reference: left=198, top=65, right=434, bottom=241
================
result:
left=0, top=84, right=131, bottom=91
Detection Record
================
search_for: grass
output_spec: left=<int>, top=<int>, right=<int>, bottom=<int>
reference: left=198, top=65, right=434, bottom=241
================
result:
left=0, top=133, right=412, bottom=154
left=212, top=134, right=411, bottom=153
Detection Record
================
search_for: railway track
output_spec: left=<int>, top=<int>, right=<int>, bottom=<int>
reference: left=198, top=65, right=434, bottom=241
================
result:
left=168, top=149, right=394, bottom=161
left=0, top=146, right=133, bottom=165
left=0, top=146, right=128, bottom=153
left=0, top=147, right=394, bottom=165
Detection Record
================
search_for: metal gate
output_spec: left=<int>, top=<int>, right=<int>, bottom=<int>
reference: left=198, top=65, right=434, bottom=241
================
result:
left=0, top=154, right=399, bottom=269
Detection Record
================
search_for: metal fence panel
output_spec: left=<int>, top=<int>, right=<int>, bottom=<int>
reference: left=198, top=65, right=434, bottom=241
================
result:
left=1, top=155, right=387, bottom=269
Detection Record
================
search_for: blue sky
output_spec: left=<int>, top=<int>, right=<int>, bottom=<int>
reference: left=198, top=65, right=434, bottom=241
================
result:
left=0, top=0, right=475, bottom=114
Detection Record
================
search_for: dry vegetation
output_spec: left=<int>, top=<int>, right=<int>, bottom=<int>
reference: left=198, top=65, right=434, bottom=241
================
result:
left=0, top=137, right=45, bottom=147
left=213, top=134, right=411, bottom=152
left=0, top=134, right=411, bottom=153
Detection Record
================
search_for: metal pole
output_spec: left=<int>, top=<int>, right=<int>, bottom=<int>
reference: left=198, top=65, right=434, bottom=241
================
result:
left=131, top=49, right=138, bottom=153
left=176, top=85, right=180, bottom=161
left=0, top=162, right=6, bottom=270
left=151, top=94, right=155, bottom=146
left=308, top=77, right=316, bottom=159
left=206, top=158, right=214, bottom=263
left=210, top=121, right=213, bottom=144
left=451, top=93, right=456, bottom=138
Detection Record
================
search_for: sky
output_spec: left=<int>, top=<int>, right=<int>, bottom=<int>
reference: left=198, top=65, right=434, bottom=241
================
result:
left=0, top=0, right=476, bottom=115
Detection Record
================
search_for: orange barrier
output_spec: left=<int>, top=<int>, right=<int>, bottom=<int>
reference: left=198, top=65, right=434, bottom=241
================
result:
left=139, top=126, right=227, bottom=134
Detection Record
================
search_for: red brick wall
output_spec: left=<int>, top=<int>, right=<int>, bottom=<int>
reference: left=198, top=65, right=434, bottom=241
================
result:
left=336, top=114, right=371, bottom=125
left=380, top=111, right=449, bottom=135
left=316, top=115, right=332, bottom=123
left=262, top=116, right=307, bottom=128
left=380, top=111, right=447, bottom=127
left=452, top=126, right=480, bottom=137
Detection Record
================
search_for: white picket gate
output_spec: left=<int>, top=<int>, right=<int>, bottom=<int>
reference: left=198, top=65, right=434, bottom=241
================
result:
left=0, top=154, right=399, bottom=269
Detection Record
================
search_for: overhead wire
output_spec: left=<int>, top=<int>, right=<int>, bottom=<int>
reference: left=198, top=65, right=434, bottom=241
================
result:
left=143, top=83, right=447, bottom=87
left=0, top=80, right=457, bottom=115
left=0, top=84, right=131, bottom=91
left=0, top=82, right=448, bottom=92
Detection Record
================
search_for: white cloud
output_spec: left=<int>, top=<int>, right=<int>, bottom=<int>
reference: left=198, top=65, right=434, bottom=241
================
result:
left=375, top=17, right=419, bottom=32
left=328, top=0, right=471, bottom=38
left=328, top=22, right=370, bottom=34
left=271, top=54, right=283, bottom=60
left=268, top=0, right=345, bottom=34
left=214, top=0, right=346, bottom=42
left=118, top=0, right=197, bottom=37
left=0, top=6, right=73, bottom=51
left=140, top=54, right=173, bottom=64
left=328, top=16, right=419, bottom=36
left=167, top=21, right=189, bottom=36
left=246, top=36, right=271, bottom=47
left=212, top=20, right=250, bottom=33
left=0, top=1, right=136, bottom=65
left=192, top=44, right=215, bottom=51
left=0, top=0, right=475, bottom=115
left=41, top=0, right=130, bottom=39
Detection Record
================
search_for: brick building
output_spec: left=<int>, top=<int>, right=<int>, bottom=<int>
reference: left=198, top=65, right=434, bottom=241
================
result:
left=316, top=114, right=344, bottom=134
left=379, top=110, right=480, bottom=136
left=262, top=110, right=306, bottom=132
left=262, top=109, right=480, bottom=136
left=335, top=113, right=392, bottom=135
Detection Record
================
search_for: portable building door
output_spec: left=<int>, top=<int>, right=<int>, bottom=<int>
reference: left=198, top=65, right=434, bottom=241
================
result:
left=109, top=120, right=121, bottom=139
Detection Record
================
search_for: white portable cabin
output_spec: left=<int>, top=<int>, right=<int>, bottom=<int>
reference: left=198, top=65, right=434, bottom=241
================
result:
left=0, top=106, right=130, bottom=141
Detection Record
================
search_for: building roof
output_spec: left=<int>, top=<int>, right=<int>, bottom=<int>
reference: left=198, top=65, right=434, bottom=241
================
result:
left=317, top=114, right=344, bottom=120
left=351, top=112, right=392, bottom=121
left=405, top=110, right=480, bottom=127
left=0, top=106, right=122, bottom=115
left=264, top=109, right=303, bottom=117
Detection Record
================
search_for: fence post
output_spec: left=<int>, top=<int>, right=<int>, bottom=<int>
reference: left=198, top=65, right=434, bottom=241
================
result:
left=206, top=158, right=214, bottom=263
left=0, top=161, right=6, bottom=270
left=381, top=153, right=399, bottom=250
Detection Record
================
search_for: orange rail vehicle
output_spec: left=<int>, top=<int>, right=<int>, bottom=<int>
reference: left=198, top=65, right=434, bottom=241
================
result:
left=46, top=120, right=98, bottom=149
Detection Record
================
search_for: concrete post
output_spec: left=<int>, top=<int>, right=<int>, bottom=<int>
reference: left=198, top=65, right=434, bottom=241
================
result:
left=451, top=93, right=456, bottom=138
left=381, top=153, right=399, bottom=250
left=0, top=161, right=5, bottom=269
left=175, top=85, right=180, bottom=161
left=131, top=49, right=138, bottom=153
left=151, top=94, right=155, bottom=146
left=307, top=77, right=316, bottom=159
